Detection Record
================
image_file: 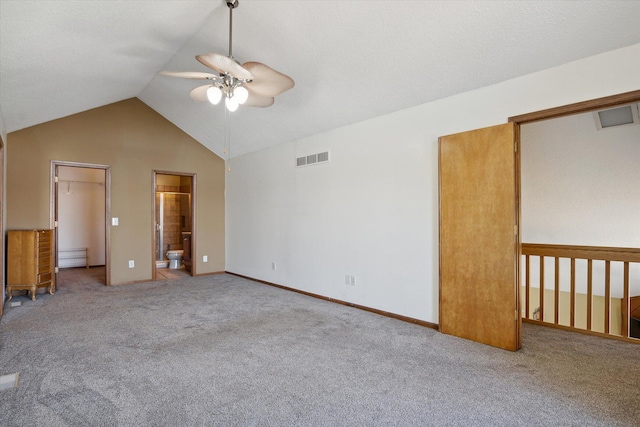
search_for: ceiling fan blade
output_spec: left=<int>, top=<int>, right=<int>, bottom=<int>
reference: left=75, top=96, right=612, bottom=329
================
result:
left=242, top=62, right=295, bottom=97
left=159, top=71, right=217, bottom=80
left=196, top=52, right=254, bottom=80
left=189, top=85, right=211, bottom=103
left=243, top=88, right=275, bottom=108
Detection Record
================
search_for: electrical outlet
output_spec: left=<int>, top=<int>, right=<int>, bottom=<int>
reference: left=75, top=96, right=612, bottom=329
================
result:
left=272, top=262, right=277, bottom=270
left=128, top=260, right=134, bottom=268
left=112, top=217, right=119, bottom=226
left=350, top=275, right=356, bottom=286
left=345, top=275, right=350, bottom=285
left=203, top=255, right=208, bottom=263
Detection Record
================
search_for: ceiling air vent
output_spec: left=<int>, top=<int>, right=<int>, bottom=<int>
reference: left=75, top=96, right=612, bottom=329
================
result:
left=296, top=151, right=330, bottom=168
left=593, top=103, right=640, bottom=130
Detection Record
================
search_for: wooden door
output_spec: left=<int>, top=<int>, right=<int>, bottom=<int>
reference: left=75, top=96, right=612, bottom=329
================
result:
left=0, top=143, right=4, bottom=317
left=439, top=123, right=521, bottom=351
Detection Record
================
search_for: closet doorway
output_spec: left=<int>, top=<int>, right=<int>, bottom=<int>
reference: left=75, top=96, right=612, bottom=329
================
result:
left=152, top=171, right=196, bottom=280
left=51, top=161, right=111, bottom=287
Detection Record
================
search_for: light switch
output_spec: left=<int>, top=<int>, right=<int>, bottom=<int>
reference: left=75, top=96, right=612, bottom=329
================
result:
left=112, top=217, right=119, bottom=226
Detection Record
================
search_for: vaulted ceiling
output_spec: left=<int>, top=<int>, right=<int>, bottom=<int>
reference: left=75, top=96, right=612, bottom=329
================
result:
left=2, top=1, right=639, bottom=158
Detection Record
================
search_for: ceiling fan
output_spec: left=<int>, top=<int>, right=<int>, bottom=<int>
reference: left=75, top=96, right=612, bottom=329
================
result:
left=160, top=0, right=294, bottom=112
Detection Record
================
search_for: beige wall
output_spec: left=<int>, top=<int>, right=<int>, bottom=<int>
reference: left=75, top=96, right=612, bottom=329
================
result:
left=6, top=98, right=225, bottom=284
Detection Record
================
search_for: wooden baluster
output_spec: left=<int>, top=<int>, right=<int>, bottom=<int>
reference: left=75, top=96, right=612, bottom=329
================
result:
left=587, top=259, right=593, bottom=331
left=525, top=255, right=530, bottom=319
left=570, top=258, right=576, bottom=328
left=520, top=243, right=640, bottom=340
left=539, top=256, right=544, bottom=322
left=605, top=260, right=611, bottom=334
left=554, top=257, right=560, bottom=325
left=622, top=262, right=629, bottom=338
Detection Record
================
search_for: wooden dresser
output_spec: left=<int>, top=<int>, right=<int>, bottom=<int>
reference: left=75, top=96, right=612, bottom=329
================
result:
left=7, top=230, right=55, bottom=301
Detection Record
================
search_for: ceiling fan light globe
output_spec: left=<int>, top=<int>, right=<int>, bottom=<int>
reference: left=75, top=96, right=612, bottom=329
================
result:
left=206, top=86, right=222, bottom=104
left=234, top=86, right=249, bottom=104
left=225, top=96, right=240, bottom=112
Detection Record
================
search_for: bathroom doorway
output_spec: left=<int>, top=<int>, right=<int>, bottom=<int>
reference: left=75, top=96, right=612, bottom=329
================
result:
left=152, top=171, right=196, bottom=280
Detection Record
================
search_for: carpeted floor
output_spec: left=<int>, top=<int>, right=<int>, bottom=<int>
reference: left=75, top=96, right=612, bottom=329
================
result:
left=1, top=269, right=639, bottom=426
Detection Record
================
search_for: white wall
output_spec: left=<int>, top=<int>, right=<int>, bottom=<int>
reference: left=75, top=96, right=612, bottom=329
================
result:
left=521, top=111, right=640, bottom=247
left=227, top=43, right=640, bottom=324
left=58, top=166, right=106, bottom=267
left=521, top=110, right=640, bottom=299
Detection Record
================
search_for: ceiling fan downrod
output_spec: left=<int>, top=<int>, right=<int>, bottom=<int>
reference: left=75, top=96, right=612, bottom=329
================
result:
left=227, top=0, right=239, bottom=58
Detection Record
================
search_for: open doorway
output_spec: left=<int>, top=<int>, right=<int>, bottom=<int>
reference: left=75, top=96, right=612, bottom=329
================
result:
left=512, top=90, right=640, bottom=343
left=438, top=91, right=640, bottom=350
left=153, top=171, right=196, bottom=280
left=52, top=161, right=111, bottom=287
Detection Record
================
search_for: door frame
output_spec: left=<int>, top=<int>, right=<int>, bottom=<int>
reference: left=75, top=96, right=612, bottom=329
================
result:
left=152, top=170, right=197, bottom=280
left=509, top=90, right=640, bottom=124
left=50, top=161, right=111, bottom=286
left=510, top=89, right=640, bottom=337
left=437, top=89, right=640, bottom=350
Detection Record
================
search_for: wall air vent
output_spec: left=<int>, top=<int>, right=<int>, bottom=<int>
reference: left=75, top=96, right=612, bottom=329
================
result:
left=317, top=151, right=330, bottom=163
left=593, top=103, right=640, bottom=130
left=307, top=153, right=317, bottom=165
left=296, top=151, right=330, bottom=168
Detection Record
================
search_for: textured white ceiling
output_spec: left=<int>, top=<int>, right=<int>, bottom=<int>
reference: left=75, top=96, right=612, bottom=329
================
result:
left=2, top=0, right=640, bottom=158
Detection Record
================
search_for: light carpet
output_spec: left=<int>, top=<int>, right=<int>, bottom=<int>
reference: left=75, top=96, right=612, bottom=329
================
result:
left=1, top=269, right=639, bottom=426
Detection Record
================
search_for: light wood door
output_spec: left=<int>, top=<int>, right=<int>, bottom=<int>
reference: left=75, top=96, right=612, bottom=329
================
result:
left=439, top=123, right=521, bottom=351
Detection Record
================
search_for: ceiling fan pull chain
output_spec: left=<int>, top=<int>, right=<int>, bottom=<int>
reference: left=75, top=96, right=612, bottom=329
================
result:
left=224, top=106, right=232, bottom=172
left=224, top=107, right=229, bottom=156
left=228, top=107, right=232, bottom=172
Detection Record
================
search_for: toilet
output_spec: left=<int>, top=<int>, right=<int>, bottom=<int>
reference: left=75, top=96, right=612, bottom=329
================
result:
left=166, top=250, right=184, bottom=269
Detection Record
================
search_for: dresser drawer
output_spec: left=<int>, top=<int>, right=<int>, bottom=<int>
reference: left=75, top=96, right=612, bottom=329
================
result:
left=37, top=230, right=52, bottom=240
left=37, top=273, right=52, bottom=284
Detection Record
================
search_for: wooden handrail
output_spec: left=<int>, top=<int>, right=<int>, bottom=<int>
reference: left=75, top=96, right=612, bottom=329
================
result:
left=521, top=243, right=640, bottom=263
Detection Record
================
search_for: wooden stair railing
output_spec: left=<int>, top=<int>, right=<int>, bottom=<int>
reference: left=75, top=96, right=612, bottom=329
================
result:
left=521, top=244, right=640, bottom=341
